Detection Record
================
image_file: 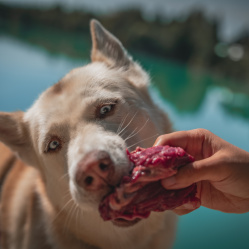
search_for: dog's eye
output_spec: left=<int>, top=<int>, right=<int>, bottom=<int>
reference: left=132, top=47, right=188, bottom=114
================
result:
left=48, top=140, right=60, bottom=151
left=96, top=100, right=118, bottom=119
left=100, top=105, right=112, bottom=115
left=44, top=136, right=63, bottom=154
left=97, top=104, right=115, bottom=119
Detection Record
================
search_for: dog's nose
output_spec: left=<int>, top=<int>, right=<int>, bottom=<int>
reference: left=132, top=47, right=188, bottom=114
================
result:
left=76, top=151, right=115, bottom=191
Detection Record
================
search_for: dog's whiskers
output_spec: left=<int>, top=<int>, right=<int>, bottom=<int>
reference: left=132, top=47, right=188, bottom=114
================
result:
left=127, top=133, right=159, bottom=150
left=117, top=111, right=138, bottom=136
left=63, top=202, right=79, bottom=234
left=123, top=127, right=138, bottom=141
left=119, top=129, right=131, bottom=139
left=124, top=118, right=150, bottom=143
left=76, top=205, right=83, bottom=233
left=52, top=198, right=74, bottom=224
left=63, top=190, right=72, bottom=200
left=59, top=173, right=69, bottom=182
left=116, top=112, right=129, bottom=134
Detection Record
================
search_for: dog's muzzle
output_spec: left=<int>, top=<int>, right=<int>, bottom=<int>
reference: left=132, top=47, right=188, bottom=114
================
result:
left=75, top=150, right=115, bottom=191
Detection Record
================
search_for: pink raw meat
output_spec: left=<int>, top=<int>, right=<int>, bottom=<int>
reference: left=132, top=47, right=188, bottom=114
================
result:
left=99, top=146, right=200, bottom=221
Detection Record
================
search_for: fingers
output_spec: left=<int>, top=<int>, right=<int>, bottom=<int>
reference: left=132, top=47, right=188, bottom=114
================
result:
left=161, top=156, right=220, bottom=190
left=154, top=129, right=214, bottom=160
left=172, top=187, right=202, bottom=215
left=154, top=130, right=191, bottom=150
left=161, top=163, right=203, bottom=190
left=172, top=201, right=200, bottom=215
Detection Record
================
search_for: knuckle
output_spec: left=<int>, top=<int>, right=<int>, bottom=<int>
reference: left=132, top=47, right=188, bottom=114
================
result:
left=182, top=165, right=195, bottom=177
left=154, top=135, right=166, bottom=145
left=157, top=135, right=165, bottom=141
left=192, top=128, right=211, bottom=137
left=178, top=165, right=195, bottom=180
left=178, top=162, right=205, bottom=183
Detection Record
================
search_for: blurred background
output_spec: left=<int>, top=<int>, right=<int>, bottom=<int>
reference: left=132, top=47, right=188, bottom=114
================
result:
left=0, top=0, right=249, bottom=248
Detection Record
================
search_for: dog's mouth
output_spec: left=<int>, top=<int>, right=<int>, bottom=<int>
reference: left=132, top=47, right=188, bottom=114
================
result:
left=112, top=218, right=141, bottom=227
left=100, top=170, right=143, bottom=228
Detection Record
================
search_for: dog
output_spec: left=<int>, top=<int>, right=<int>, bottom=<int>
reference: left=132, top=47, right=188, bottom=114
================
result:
left=0, top=20, right=177, bottom=249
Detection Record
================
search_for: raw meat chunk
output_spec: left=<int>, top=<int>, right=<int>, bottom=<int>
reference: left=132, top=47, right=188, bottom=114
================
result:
left=99, top=146, right=200, bottom=221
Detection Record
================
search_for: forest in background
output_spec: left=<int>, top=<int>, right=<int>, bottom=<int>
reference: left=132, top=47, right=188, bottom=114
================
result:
left=0, top=3, right=249, bottom=83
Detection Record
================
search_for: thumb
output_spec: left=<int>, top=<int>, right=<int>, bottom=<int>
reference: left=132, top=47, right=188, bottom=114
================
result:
left=161, top=156, right=219, bottom=189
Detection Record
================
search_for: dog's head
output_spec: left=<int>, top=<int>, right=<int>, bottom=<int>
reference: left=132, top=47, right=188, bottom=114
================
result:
left=0, top=20, right=171, bottom=226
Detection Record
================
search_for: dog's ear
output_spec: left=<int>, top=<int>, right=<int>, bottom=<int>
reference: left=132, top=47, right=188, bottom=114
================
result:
left=0, top=112, right=37, bottom=165
left=90, top=19, right=150, bottom=88
left=90, top=19, right=132, bottom=68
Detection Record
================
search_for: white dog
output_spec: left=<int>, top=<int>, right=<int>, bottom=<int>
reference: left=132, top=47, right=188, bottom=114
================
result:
left=0, top=20, right=176, bottom=249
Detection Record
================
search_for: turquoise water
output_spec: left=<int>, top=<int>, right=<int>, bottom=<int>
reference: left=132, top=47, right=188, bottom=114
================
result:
left=0, top=35, right=249, bottom=248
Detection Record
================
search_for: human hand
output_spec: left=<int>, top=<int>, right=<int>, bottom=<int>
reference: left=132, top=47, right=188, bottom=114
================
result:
left=154, top=129, right=249, bottom=215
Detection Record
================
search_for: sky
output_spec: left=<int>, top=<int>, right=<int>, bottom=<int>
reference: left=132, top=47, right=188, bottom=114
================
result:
left=1, top=0, right=249, bottom=41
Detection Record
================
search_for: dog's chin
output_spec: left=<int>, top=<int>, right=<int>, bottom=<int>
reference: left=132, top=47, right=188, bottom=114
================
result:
left=112, top=218, right=141, bottom=227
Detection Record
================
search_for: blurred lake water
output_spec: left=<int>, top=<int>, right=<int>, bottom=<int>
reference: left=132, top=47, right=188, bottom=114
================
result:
left=0, top=34, right=249, bottom=249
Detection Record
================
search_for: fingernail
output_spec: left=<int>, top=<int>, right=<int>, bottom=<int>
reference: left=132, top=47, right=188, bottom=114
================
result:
left=162, top=176, right=176, bottom=188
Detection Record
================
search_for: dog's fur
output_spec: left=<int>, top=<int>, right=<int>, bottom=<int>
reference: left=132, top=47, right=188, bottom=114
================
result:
left=0, top=20, right=176, bottom=249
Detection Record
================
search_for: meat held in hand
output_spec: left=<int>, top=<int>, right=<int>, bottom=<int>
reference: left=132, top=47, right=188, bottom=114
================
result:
left=99, top=146, right=200, bottom=221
